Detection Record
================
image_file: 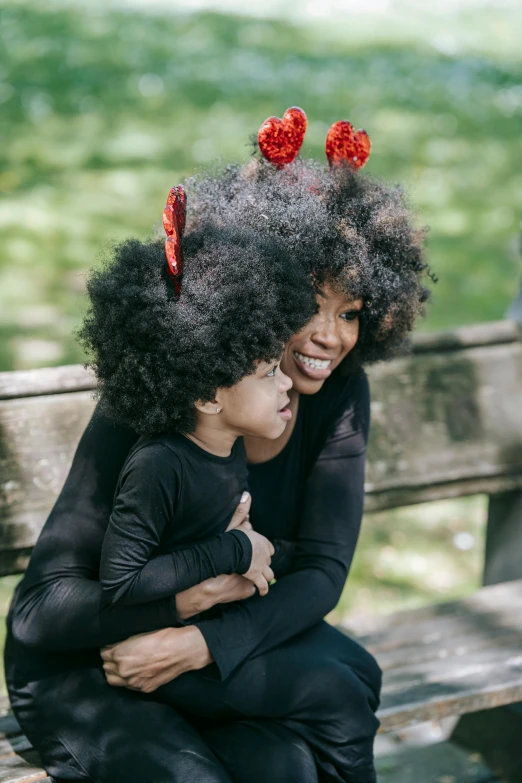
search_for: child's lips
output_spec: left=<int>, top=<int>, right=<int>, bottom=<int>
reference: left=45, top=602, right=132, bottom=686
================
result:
left=278, top=398, right=292, bottom=421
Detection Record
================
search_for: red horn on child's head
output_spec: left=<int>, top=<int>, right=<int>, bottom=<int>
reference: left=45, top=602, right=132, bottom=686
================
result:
left=325, top=121, right=371, bottom=170
left=163, top=185, right=187, bottom=294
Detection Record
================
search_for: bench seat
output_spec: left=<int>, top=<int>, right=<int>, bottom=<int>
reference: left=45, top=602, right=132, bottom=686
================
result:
left=2, top=320, right=522, bottom=776
left=344, top=578, right=522, bottom=732
left=2, top=578, right=522, bottom=780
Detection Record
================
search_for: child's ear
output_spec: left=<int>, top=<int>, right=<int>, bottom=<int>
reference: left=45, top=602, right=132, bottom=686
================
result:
left=194, top=399, right=222, bottom=416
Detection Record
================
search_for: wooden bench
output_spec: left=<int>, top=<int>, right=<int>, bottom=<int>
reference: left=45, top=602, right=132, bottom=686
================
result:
left=1, top=320, right=522, bottom=781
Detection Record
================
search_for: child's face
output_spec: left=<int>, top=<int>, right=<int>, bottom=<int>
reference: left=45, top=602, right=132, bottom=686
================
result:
left=218, top=359, right=293, bottom=440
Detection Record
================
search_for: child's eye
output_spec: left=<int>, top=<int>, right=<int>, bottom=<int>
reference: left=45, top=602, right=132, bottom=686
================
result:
left=267, top=365, right=278, bottom=377
left=341, top=310, right=361, bottom=321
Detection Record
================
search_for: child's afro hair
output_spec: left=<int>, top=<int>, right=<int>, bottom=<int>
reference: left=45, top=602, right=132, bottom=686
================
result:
left=78, top=222, right=317, bottom=435
left=186, top=158, right=434, bottom=367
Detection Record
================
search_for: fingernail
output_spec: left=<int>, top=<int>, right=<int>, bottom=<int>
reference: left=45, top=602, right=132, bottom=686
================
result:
left=240, top=491, right=250, bottom=503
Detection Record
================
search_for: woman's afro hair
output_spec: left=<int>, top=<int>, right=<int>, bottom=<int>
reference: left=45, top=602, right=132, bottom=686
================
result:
left=78, top=223, right=317, bottom=435
left=186, top=157, right=434, bottom=366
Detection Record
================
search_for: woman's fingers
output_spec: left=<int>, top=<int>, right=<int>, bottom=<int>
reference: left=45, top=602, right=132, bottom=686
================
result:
left=226, top=492, right=251, bottom=531
left=105, top=672, right=126, bottom=688
left=263, top=565, right=274, bottom=584
left=252, top=574, right=269, bottom=596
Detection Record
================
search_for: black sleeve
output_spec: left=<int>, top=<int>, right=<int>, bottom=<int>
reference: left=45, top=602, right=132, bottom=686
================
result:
left=196, top=372, right=370, bottom=680
left=9, top=409, right=179, bottom=650
left=100, top=444, right=251, bottom=606
left=270, top=539, right=296, bottom=579
left=9, top=408, right=245, bottom=651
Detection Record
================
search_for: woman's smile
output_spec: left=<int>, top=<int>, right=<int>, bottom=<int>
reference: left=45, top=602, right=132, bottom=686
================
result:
left=293, top=351, right=333, bottom=379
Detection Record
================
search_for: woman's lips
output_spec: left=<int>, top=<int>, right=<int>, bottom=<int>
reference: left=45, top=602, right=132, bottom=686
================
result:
left=293, top=351, right=333, bottom=380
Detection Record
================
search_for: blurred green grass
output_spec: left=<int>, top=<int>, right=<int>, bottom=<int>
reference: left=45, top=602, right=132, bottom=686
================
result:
left=1, top=1, right=522, bottom=370
left=0, top=1, right=520, bottom=690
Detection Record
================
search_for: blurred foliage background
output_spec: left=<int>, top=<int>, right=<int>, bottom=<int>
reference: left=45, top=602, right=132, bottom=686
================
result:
left=0, top=0, right=521, bottom=668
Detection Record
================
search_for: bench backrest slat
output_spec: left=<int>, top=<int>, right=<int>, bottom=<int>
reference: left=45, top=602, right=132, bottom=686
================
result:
left=1, top=321, right=521, bottom=574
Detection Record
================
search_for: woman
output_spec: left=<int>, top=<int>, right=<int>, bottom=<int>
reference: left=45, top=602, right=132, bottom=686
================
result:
left=5, top=160, right=432, bottom=783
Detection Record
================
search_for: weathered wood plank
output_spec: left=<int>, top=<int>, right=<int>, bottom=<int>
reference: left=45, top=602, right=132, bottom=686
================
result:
left=0, top=754, right=48, bottom=783
left=375, top=739, right=501, bottom=783
left=0, top=738, right=32, bottom=757
left=0, top=703, right=47, bottom=782
left=0, top=339, right=521, bottom=569
left=365, top=473, right=522, bottom=513
left=0, top=392, right=96, bottom=544
left=0, top=366, right=95, bottom=401
left=2, top=321, right=518, bottom=400
left=411, top=319, right=521, bottom=354
left=342, top=579, right=522, bottom=732
left=365, top=340, right=522, bottom=494
left=0, top=715, right=22, bottom=742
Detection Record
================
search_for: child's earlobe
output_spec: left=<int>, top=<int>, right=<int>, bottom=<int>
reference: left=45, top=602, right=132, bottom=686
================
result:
left=194, top=399, right=221, bottom=416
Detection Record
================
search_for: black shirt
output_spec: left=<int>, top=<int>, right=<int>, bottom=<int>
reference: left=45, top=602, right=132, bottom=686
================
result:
left=100, top=434, right=251, bottom=606
left=7, top=368, right=370, bottom=682
left=198, top=368, right=370, bottom=678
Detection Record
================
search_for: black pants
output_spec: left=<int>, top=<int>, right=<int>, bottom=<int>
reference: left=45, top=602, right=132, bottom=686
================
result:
left=6, top=622, right=380, bottom=783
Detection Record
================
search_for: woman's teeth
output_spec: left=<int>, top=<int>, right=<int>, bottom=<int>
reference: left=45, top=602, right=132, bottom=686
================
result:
left=294, top=352, right=331, bottom=370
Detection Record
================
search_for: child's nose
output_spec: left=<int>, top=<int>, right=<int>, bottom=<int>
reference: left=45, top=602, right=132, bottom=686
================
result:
left=279, top=369, right=293, bottom=393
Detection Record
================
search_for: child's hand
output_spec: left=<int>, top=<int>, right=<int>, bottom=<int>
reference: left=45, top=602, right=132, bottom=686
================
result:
left=226, top=492, right=252, bottom=531
left=241, top=530, right=275, bottom=596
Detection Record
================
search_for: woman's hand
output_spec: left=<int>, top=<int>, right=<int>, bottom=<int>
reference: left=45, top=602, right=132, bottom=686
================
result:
left=101, top=626, right=212, bottom=693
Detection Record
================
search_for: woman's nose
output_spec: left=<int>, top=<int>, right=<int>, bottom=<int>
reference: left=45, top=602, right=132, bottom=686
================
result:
left=311, top=316, right=341, bottom=350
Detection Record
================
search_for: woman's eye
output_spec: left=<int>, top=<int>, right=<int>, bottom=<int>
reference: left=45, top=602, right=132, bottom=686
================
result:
left=341, top=311, right=360, bottom=321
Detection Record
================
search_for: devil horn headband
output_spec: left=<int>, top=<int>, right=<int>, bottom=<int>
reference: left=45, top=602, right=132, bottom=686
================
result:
left=162, top=185, right=186, bottom=294
left=257, top=107, right=371, bottom=170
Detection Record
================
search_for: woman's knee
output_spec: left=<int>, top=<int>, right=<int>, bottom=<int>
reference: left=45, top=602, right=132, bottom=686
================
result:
left=351, top=643, right=382, bottom=707
left=298, top=661, right=380, bottom=732
left=202, top=720, right=319, bottom=783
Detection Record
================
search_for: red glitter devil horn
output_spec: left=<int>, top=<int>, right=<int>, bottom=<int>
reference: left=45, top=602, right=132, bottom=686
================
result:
left=162, top=185, right=186, bottom=293
left=325, top=121, right=371, bottom=170
left=258, top=107, right=308, bottom=169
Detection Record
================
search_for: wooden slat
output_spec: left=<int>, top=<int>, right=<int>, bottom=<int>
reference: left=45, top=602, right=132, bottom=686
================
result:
left=0, top=755, right=48, bottom=783
left=411, top=319, right=521, bottom=354
left=0, top=738, right=32, bottom=757
left=342, top=579, right=522, bottom=732
left=1, top=321, right=519, bottom=401
left=365, top=340, right=522, bottom=495
left=0, top=366, right=95, bottom=401
left=0, top=327, right=521, bottom=570
left=0, top=715, right=22, bottom=742
left=0, top=392, right=95, bottom=570
left=365, top=473, right=522, bottom=513
left=0, top=710, right=47, bottom=783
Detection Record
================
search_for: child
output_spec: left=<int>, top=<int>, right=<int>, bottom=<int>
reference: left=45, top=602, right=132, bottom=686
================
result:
left=78, top=191, right=317, bottom=609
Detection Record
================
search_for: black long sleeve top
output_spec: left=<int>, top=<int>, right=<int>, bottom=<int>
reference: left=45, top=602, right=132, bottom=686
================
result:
left=7, top=368, right=370, bottom=682
left=100, top=434, right=251, bottom=606
left=197, top=368, right=370, bottom=678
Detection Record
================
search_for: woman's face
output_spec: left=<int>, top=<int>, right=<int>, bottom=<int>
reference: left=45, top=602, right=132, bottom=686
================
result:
left=280, top=283, right=363, bottom=395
